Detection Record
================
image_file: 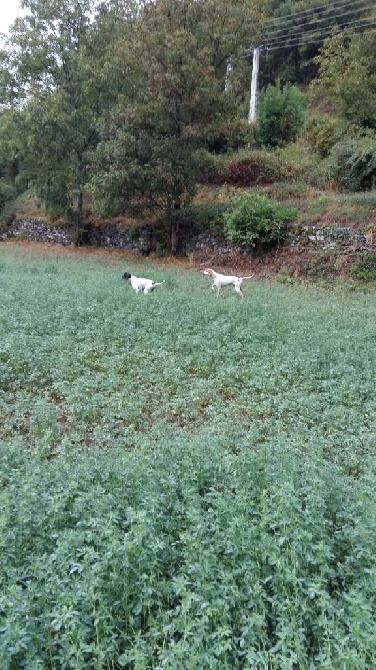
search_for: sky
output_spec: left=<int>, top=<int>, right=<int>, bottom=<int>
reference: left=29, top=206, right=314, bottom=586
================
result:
left=0, top=0, right=25, bottom=37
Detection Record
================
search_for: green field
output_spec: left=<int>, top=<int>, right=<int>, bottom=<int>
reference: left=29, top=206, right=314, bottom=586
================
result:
left=1, top=245, right=376, bottom=669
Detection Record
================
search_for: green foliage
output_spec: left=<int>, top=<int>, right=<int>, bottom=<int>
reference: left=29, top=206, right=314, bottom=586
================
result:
left=328, top=133, right=376, bottom=191
left=0, top=179, right=16, bottom=211
left=201, top=119, right=253, bottom=154
left=304, top=113, right=344, bottom=158
left=262, top=0, right=374, bottom=89
left=350, top=252, right=376, bottom=282
left=204, top=145, right=323, bottom=187
left=90, top=0, right=265, bottom=253
left=0, top=199, right=16, bottom=232
left=257, top=80, right=307, bottom=148
left=1, top=246, right=376, bottom=667
left=311, top=31, right=376, bottom=130
left=0, top=245, right=376, bottom=670
left=177, top=201, right=234, bottom=234
left=0, top=0, right=126, bottom=235
left=222, top=191, right=296, bottom=250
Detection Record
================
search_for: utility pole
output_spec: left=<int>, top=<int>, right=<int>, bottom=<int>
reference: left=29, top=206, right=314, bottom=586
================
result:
left=248, top=45, right=265, bottom=123
left=225, top=57, right=233, bottom=94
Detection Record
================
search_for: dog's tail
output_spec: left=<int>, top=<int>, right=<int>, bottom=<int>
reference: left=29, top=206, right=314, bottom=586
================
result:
left=153, top=281, right=165, bottom=286
left=241, top=274, right=254, bottom=280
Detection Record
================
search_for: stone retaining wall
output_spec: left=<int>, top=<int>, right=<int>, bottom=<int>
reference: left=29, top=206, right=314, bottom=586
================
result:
left=1, top=219, right=374, bottom=255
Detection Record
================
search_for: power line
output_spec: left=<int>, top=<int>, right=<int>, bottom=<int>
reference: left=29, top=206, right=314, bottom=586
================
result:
left=239, top=16, right=373, bottom=58
left=240, top=12, right=375, bottom=58
left=265, top=3, right=375, bottom=39
left=245, top=0, right=375, bottom=122
left=265, top=23, right=376, bottom=50
left=265, top=0, right=371, bottom=25
left=265, top=16, right=376, bottom=48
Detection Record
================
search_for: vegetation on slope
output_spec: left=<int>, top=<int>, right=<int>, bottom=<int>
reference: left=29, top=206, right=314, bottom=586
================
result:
left=0, top=0, right=375, bottom=256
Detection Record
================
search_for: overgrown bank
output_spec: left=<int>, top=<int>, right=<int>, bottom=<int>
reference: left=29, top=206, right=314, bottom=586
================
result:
left=2, top=178, right=376, bottom=283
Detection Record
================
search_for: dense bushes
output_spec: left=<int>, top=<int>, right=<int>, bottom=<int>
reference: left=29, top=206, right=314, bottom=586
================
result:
left=350, top=251, right=376, bottom=281
left=304, top=114, right=343, bottom=158
left=176, top=201, right=233, bottom=233
left=328, top=134, right=376, bottom=191
left=256, top=80, right=307, bottom=148
left=222, top=192, right=296, bottom=252
left=0, top=179, right=17, bottom=231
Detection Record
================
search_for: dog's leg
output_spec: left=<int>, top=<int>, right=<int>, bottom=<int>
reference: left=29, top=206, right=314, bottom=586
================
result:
left=235, top=281, right=244, bottom=298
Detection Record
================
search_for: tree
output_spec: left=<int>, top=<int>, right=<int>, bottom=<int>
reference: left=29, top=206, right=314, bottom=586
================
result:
left=0, top=0, right=127, bottom=240
left=311, top=29, right=376, bottom=130
left=90, top=0, right=265, bottom=254
left=0, top=109, right=22, bottom=187
left=257, top=79, right=306, bottom=147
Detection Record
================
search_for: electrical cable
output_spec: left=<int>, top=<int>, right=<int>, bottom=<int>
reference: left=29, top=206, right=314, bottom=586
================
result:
left=265, top=2, right=375, bottom=39
left=265, top=23, right=376, bottom=50
left=265, top=0, right=371, bottom=24
left=264, top=16, right=376, bottom=48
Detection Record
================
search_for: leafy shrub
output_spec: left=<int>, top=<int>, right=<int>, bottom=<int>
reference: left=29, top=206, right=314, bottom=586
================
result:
left=222, top=191, right=297, bottom=251
left=304, top=114, right=343, bottom=158
left=202, top=119, right=254, bottom=154
left=328, top=133, right=376, bottom=191
left=274, top=142, right=329, bottom=188
left=0, top=201, right=16, bottom=232
left=350, top=252, right=376, bottom=281
left=0, top=179, right=15, bottom=208
left=257, top=80, right=307, bottom=148
left=0, top=179, right=17, bottom=231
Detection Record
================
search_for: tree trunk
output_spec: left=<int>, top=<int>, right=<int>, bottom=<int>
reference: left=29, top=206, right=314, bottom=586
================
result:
left=74, top=156, right=87, bottom=244
left=74, top=190, right=85, bottom=244
left=170, top=203, right=181, bottom=255
left=171, top=221, right=179, bottom=255
left=77, top=190, right=83, bottom=226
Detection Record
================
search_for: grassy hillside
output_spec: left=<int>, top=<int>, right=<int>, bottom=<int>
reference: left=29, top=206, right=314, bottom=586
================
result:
left=1, top=245, right=376, bottom=668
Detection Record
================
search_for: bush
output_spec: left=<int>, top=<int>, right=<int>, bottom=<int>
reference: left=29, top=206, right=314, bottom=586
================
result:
left=222, top=191, right=297, bottom=252
left=0, top=179, right=17, bottom=232
left=328, top=133, right=376, bottom=191
left=304, top=114, right=343, bottom=158
left=202, top=119, right=254, bottom=154
left=350, top=252, right=376, bottom=281
left=257, top=80, right=307, bottom=148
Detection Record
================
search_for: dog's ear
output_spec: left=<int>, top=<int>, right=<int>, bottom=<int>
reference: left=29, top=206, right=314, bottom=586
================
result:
left=122, top=272, right=131, bottom=280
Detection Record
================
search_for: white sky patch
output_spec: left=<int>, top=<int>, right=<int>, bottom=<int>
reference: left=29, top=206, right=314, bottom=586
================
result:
left=0, top=0, right=26, bottom=40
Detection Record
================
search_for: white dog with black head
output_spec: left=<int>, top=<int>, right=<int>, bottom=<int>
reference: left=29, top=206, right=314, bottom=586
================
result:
left=122, top=272, right=165, bottom=294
